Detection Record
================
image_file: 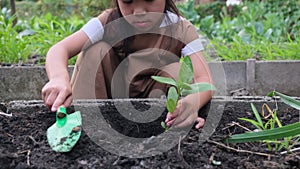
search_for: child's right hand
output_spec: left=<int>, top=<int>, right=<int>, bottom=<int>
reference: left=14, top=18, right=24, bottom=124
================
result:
left=42, top=78, right=73, bottom=112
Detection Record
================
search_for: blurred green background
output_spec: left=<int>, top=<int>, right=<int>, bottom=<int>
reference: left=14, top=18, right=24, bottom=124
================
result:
left=0, top=0, right=299, bottom=65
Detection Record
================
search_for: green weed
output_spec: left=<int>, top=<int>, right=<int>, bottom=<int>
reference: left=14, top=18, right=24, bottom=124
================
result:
left=225, top=91, right=300, bottom=152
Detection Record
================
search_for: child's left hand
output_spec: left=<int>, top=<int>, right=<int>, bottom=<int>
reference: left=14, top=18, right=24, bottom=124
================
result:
left=164, top=96, right=205, bottom=129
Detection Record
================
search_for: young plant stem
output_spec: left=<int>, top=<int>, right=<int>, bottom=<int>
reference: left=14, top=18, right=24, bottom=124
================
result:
left=151, top=56, right=215, bottom=129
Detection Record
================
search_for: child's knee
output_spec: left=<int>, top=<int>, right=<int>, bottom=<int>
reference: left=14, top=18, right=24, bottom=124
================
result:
left=83, top=41, right=112, bottom=60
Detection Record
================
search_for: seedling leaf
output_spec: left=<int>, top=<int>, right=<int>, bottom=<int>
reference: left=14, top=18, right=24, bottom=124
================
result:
left=152, top=55, right=217, bottom=130
left=178, top=57, right=193, bottom=84
left=178, top=82, right=192, bottom=91
left=161, top=122, right=169, bottom=130
left=167, top=87, right=178, bottom=113
left=179, top=56, right=193, bottom=71
left=151, top=76, right=177, bottom=87
left=181, top=83, right=216, bottom=96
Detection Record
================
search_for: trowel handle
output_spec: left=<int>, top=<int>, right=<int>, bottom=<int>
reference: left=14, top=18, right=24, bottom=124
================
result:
left=56, top=106, right=67, bottom=127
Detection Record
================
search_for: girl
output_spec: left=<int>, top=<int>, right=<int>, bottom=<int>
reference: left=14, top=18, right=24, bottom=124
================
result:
left=42, top=0, right=213, bottom=129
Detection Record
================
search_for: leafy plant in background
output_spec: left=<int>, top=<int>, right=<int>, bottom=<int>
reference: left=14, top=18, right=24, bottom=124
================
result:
left=225, top=91, right=300, bottom=152
left=188, top=0, right=300, bottom=61
left=207, top=35, right=300, bottom=61
left=262, top=0, right=300, bottom=40
left=195, top=1, right=225, bottom=23
left=151, top=56, right=216, bottom=129
left=0, top=9, right=34, bottom=64
left=195, top=0, right=300, bottom=43
left=177, top=0, right=200, bottom=28
left=33, top=0, right=108, bottom=19
left=30, top=13, right=85, bottom=64
left=0, top=9, right=85, bottom=65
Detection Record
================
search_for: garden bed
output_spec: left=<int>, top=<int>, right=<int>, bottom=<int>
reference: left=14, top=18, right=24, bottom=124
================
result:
left=1, top=97, right=300, bottom=169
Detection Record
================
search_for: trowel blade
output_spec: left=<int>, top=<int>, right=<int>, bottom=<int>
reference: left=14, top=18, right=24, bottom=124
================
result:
left=47, top=111, right=82, bottom=152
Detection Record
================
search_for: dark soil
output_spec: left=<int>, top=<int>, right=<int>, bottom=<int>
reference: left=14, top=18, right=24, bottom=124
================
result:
left=0, top=100, right=300, bottom=169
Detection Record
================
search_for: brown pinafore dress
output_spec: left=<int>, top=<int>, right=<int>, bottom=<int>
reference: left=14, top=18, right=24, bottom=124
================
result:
left=70, top=18, right=199, bottom=100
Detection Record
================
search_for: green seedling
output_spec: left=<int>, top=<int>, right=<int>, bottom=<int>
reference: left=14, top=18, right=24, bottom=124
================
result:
left=151, top=56, right=216, bottom=130
left=225, top=91, right=300, bottom=152
left=47, top=106, right=82, bottom=152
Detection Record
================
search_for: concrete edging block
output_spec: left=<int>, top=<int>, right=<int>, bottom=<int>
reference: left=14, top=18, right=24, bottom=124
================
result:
left=0, top=60, right=299, bottom=102
left=6, top=96, right=299, bottom=114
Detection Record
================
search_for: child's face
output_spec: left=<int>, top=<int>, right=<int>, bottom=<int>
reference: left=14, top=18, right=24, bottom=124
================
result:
left=117, top=0, right=166, bottom=32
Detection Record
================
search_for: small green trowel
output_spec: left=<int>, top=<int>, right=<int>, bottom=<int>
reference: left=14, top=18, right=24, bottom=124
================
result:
left=47, top=106, right=82, bottom=152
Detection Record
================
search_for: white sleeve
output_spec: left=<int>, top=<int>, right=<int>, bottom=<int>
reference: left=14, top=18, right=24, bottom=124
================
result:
left=81, top=18, right=104, bottom=44
left=181, top=38, right=205, bottom=56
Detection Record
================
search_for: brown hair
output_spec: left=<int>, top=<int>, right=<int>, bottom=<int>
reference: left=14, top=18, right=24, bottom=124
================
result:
left=110, top=0, right=181, bottom=17
left=165, top=0, right=181, bottom=16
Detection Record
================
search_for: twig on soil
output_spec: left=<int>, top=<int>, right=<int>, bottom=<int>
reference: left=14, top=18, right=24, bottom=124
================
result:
left=222, top=122, right=235, bottom=131
left=112, top=156, right=121, bottom=166
left=17, top=149, right=31, bottom=165
left=28, top=135, right=40, bottom=145
left=177, top=135, right=182, bottom=155
left=222, top=121, right=252, bottom=132
left=208, top=151, right=222, bottom=166
left=0, top=111, right=12, bottom=117
left=207, top=139, right=276, bottom=158
left=232, top=121, right=253, bottom=132
left=18, top=150, right=30, bottom=154
left=5, top=132, right=13, bottom=137
left=177, top=136, right=192, bottom=169
left=280, top=147, right=300, bottom=155
left=208, top=152, right=215, bottom=164
left=27, top=150, right=31, bottom=166
left=187, top=136, right=197, bottom=142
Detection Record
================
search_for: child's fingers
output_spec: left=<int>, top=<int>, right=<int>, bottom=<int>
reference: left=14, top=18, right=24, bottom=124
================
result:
left=165, top=104, right=187, bottom=127
left=52, top=92, right=68, bottom=112
left=45, top=91, right=58, bottom=112
left=166, top=118, right=176, bottom=127
left=174, top=116, right=205, bottom=129
left=172, top=115, right=195, bottom=128
left=42, top=89, right=51, bottom=108
left=63, top=94, right=73, bottom=109
left=195, top=117, right=205, bottom=129
left=42, top=89, right=47, bottom=102
left=165, top=109, right=179, bottom=123
left=170, top=112, right=186, bottom=127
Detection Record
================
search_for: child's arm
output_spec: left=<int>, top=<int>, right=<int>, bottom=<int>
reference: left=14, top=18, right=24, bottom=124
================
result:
left=165, top=51, right=213, bottom=129
left=42, top=10, right=111, bottom=112
left=188, top=51, right=214, bottom=108
left=42, top=30, right=89, bottom=112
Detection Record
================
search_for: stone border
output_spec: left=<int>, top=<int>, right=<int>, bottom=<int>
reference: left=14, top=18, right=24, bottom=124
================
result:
left=4, top=96, right=299, bottom=114
left=0, top=60, right=299, bottom=102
